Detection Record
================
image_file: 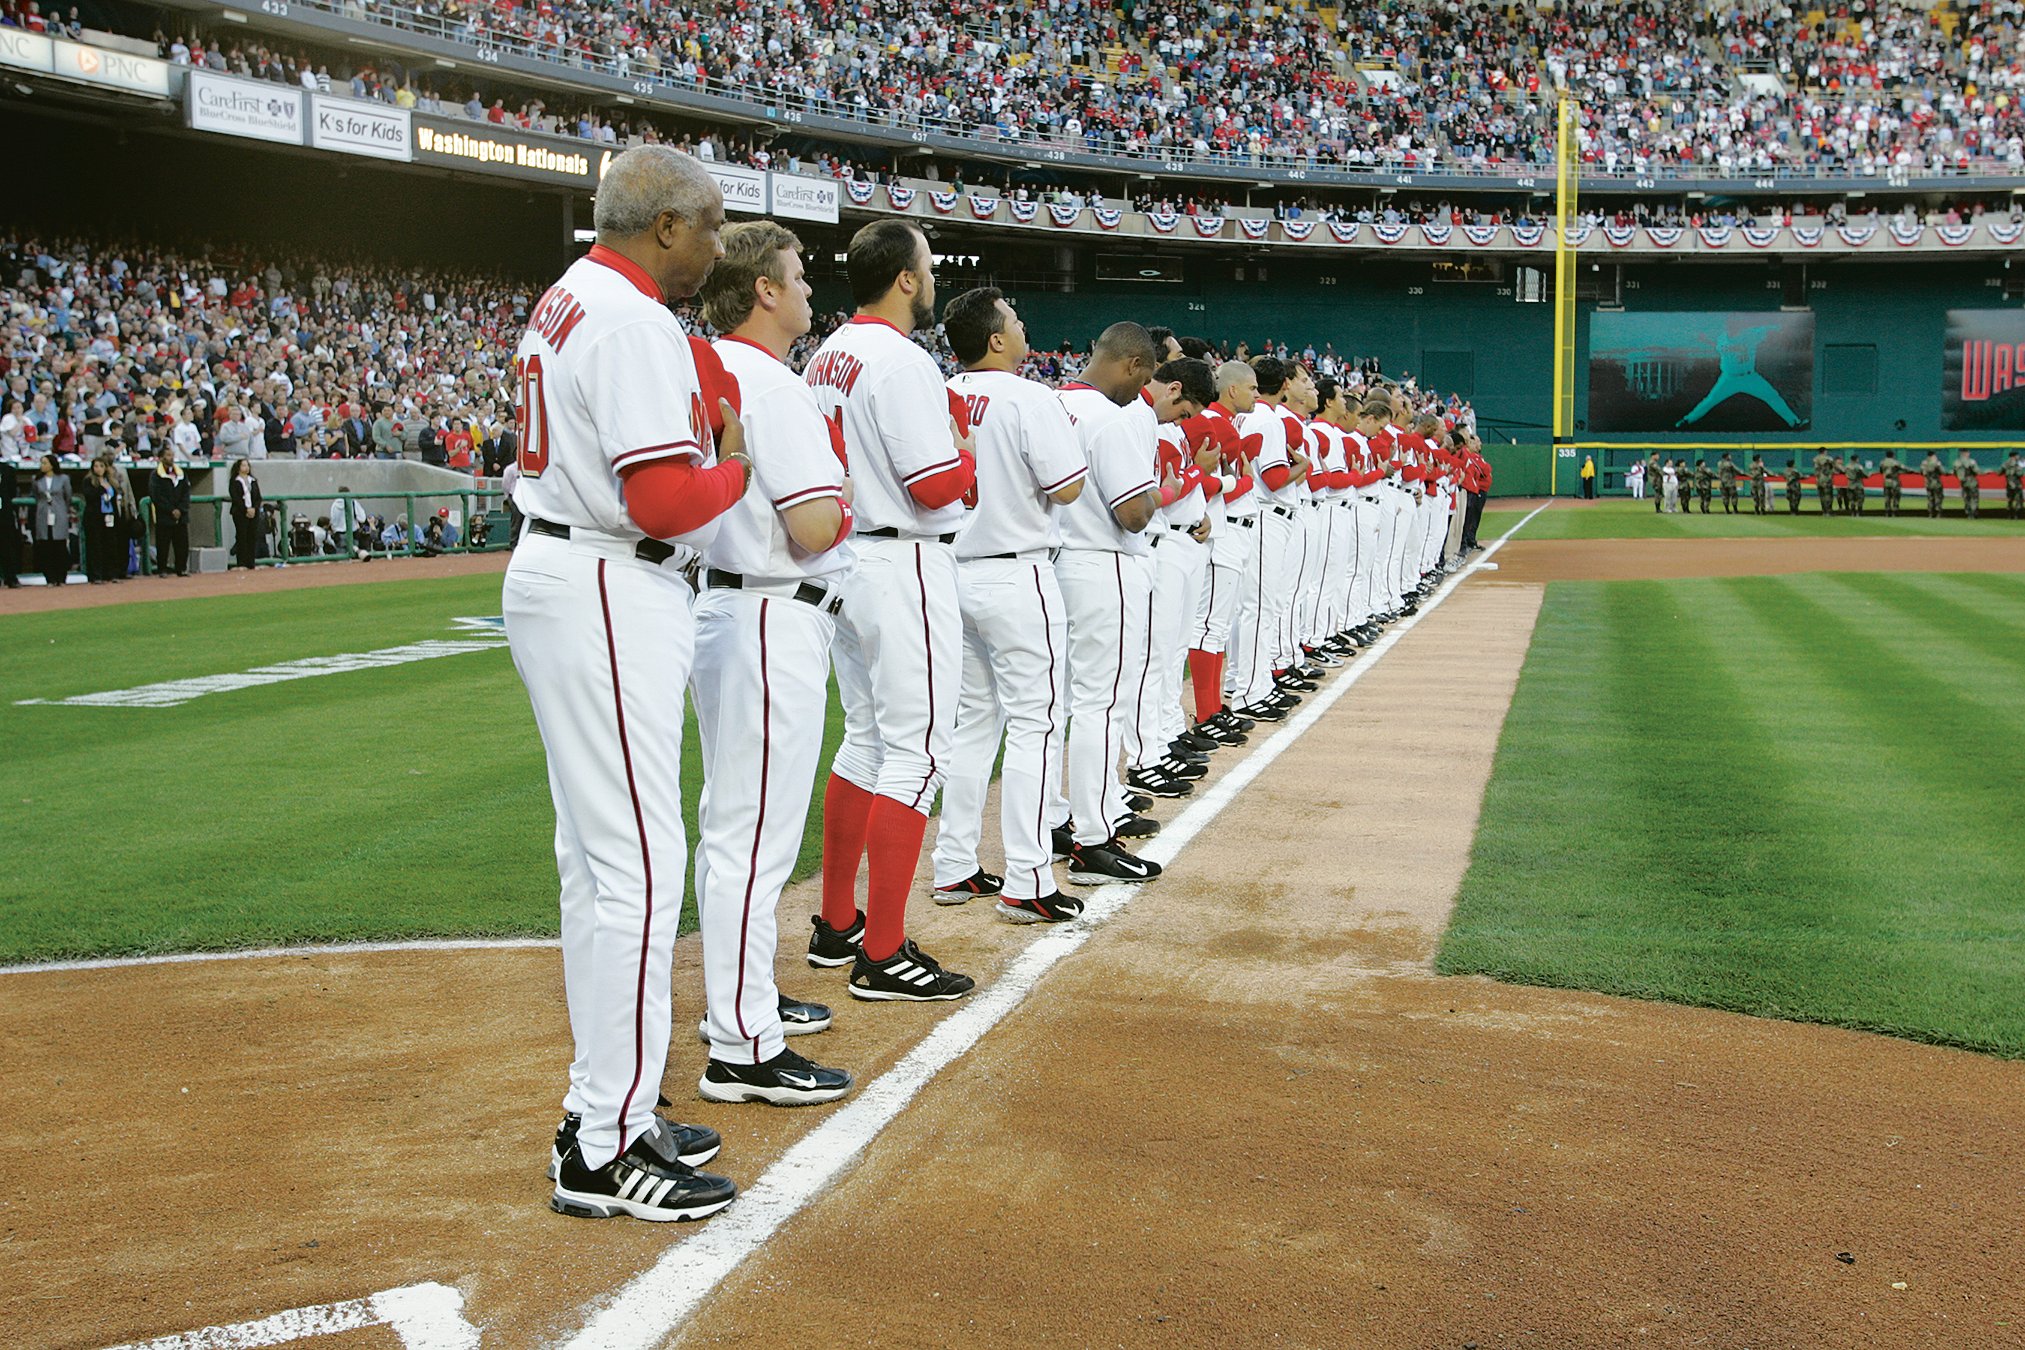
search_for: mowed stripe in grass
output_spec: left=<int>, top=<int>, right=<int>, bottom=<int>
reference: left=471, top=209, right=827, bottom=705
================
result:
left=0, top=577, right=841, bottom=962
left=1479, top=499, right=2025, bottom=541
left=1438, top=572, right=2025, bottom=1057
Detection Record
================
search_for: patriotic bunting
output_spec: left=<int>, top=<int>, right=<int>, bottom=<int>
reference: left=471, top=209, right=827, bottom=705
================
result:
left=1742, top=226, right=1780, bottom=248
left=1420, top=223, right=1452, bottom=246
left=1191, top=216, right=1226, bottom=238
left=1327, top=220, right=1361, bottom=243
left=1603, top=224, right=1637, bottom=248
left=1888, top=219, right=1924, bottom=247
left=1094, top=208, right=1123, bottom=231
left=1281, top=219, right=1316, bottom=241
left=1462, top=224, right=1498, bottom=246
left=1147, top=211, right=1179, bottom=234
left=1048, top=203, right=1082, bottom=227
left=1791, top=224, right=1824, bottom=248
left=1009, top=200, right=1038, bottom=224
left=1696, top=225, right=1732, bottom=248
left=928, top=191, right=957, bottom=215
left=1646, top=226, right=1683, bottom=248
left=968, top=195, right=999, bottom=220
left=845, top=179, right=875, bottom=206
left=1509, top=223, right=1545, bottom=248
left=1239, top=218, right=1271, bottom=240
left=1373, top=223, right=1410, bottom=244
left=886, top=184, right=915, bottom=210
left=1987, top=220, right=2025, bottom=246
left=1934, top=224, right=1974, bottom=247
left=1836, top=223, right=1876, bottom=247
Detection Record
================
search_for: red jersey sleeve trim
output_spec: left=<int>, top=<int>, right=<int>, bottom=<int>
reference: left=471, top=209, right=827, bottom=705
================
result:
left=900, top=454, right=963, bottom=485
left=1040, top=466, right=1089, bottom=493
left=773, top=484, right=843, bottom=510
left=1108, top=478, right=1158, bottom=510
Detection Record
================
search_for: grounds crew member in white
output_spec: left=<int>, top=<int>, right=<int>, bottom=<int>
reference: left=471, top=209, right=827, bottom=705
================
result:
left=1053, top=324, right=1208, bottom=886
left=505, top=146, right=740, bottom=1222
left=803, top=219, right=981, bottom=1001
left=930, top=287, right=1091, bottom=922
left=690, top=221, right=858, bottom=1106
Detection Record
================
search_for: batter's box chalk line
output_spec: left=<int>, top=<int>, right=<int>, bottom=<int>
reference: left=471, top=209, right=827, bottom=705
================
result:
left=98, top=1280, right=479, bottom=1349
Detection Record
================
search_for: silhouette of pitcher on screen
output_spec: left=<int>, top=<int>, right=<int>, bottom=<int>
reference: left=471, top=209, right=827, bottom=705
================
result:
left=1674, top=325, right=1804, bottom=430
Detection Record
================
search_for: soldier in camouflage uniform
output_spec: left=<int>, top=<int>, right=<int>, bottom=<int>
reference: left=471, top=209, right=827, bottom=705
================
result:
left=1813, top=448, right=1837, bottom=514
left=1846, top=456, right=1868, bottom=514
left=1749, top=454, right=1770, bottom=513
left=1878, top=452, right=1904, bottom=516
left=1693, top=458, right=1714, bottom=512
left=1921, top=452, right=1946, bottom=516
left=1646, top=452, right=1663, bottom=513
left=1833, top=456, right=1852, bottom=513
left=2003, top=451, right=2024, bottom=519
left=1955, top=450, right=1982, bottom=518
left=1783, top=460, right=1803, bottom=512
left=1717, top=452, right=1741, bottom=513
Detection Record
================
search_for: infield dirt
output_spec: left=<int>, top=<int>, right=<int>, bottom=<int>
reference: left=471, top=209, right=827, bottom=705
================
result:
left=3, top=559, right=2021, bottom=1349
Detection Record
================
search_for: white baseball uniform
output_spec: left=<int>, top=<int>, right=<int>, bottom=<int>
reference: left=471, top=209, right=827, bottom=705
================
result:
left=1190, top=404, right=1249, bottom=667
left=1228, top=403, right=1292, bottom=709
left=1280, top=409, right=1327, bottom=659
left=1140, top=422, right=1210, bottom=755
left=930, top=368, right=1087, bottom=901
left=805, top=315, right=970, bottom=958
left=1053, top=383, right=1156, bottom=847
left=1308, top=421, right=1353, bottom=639
left=503, top=244, right=719, bottom=1170
left=692, top=334, right=853, bottom=1065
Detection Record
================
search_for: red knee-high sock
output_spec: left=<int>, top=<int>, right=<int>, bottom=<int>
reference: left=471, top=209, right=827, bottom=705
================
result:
left=1189, top=649, right=1223, bottom=722
left=861, top=796, right=929, bottom=963
left=820, top=773, right=875, bottom=930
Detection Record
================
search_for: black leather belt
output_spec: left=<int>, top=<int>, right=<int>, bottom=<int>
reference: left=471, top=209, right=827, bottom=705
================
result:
left=529, top=516, right=674, bottom=565
left=1268, top=504, right=1294, bottom=519
left=1230, top=515, right=1258, bottom=528
left=977, top=549, right=1058, bottom=562
left=701, top=567, right=844, bottom=614
left=864, top=527, right=957, bottom=544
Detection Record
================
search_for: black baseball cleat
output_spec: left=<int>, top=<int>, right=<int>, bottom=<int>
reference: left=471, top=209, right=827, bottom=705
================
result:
left=1126, top=765, right=1193, bottom=798
left=1195, top=716, right=1247, bottom=747
left=848, top=938, right=976, bottom=1002
left=1276, top=674, right=1317, bottom=693
left=1306, top=650, right=1344, bottom=668
left=1159, top=756, right=1208, bottom=781
left=1235, top=700, right=1287, bottom=723
left=1171, top=730, right=1220, bottom=755
left=1292, top=663, right=1326, bottom=680
left=550, top=1112, right=721, bottom=1180
left=699, top=1047, right=854, bottom=1106
left=1050, top=823, right=1075, bottom=860
left=698, top=992, right=832, bottom=1044
left=1125, top=792, right=1156, bottom=813
left=996, top=891, right=1086, bottom=924
left=1112, top=813, right=1161, bottom=839
left=807, top=910, right=866, bottom=968
left=1214, top=708, right=1257, bottom=734
left=932, top=869, right=1003, bottom=905
left=550, top=1120, right=737, bottom=1222
left=1165, top=744, right=1210, bottom=765
left=1066, top=838, right=1162, bottom=886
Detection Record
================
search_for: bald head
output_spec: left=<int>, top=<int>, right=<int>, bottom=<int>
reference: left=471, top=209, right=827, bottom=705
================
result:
left=1215, top=359, right=1258, bottom=413
left=594, top=145, right=722, bottom=236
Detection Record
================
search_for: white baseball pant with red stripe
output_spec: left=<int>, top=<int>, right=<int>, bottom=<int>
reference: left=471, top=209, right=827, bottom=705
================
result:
left=1054, top=547, right=1150, bottom=847
left=931, top=555, right=1069, bottom=901
left=829, top=536, right=962, bottom=813
left=504, top=529, right=694, bottom=1170
left=1147, top=528, right=1209, bottom=746
left=691, top=585, right=836, bottom=1066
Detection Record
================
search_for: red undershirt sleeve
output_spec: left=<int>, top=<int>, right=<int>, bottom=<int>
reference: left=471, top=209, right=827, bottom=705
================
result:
left=620, top=458, right=747, bottom=538
left=907, top=446, right=976, bottom=509
left=1261, top=463, right=1292, bottom=492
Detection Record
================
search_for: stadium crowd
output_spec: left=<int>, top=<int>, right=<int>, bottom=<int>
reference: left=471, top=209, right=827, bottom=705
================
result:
left=44, top=0, right=2021, bottom=177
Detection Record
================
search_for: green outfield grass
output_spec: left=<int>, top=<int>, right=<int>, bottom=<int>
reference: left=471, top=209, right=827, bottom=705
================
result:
left=1481, top=497, right=2025, bottom=541
left=0, top=577, right=840, bottom=962
left=1438, top=571, right=2025, bottom=1057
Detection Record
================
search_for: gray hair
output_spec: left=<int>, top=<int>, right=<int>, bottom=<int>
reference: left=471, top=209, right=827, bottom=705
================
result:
left=593, top=146, right=721, bottom=237
left=1214, top=360, right=1256, bottom=394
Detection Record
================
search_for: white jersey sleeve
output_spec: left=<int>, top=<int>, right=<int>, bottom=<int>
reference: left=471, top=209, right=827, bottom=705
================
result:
left=1058, top=384, right=1156, bottom=555
left=704, top=335, right=853, bottom=583
left=804, top=317, right=968, bottom=536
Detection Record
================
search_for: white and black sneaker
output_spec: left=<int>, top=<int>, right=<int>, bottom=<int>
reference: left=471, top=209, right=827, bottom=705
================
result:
left=549, top=1111, right=720, bottom=1179
left=699, top=1047, right=854, bottom=1106
left=1126, top=765, right=1193, bottom=798
left=1195, top=717, right=1247, bottom=747
left=1159, top=755, right=1208, bottom=782
left=1112, top=812, right=1161, bottom=840
left=1125, top=792, right=1156, bottom=813
left=848, top=938, right=976, bottom=1002
left=1171, top=730, right=1220, bottom=755
left=1066, top=838, right=1162, bottom=885
left=932, top=869, right=1003, bottom=905
left=697, top=992, right=833, bottom=1044
left=807, top=910, right=865, bottom=968
left=550, top=1120, right=737, bottom=1222
left=995, top=891, right=1085, bottom=924
left=1050, top=824, right=1075, bottom=861
left=1214, top=708, right=1257, bottom=734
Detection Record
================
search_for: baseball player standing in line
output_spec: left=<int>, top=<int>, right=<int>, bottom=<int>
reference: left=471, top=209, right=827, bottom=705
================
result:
left=1305, top=378, right=1356, bottom=654
left=1249, top=358, right=1315, bottom=700
left=506, top=147, right=741, bottom=1221
left=1120, top=358, right=1221, bottom=802
left=1187, top=363, right=1262, bottom=733
left=1226, top=358, right=1299, bottom=720
left=1339, top=400, right=1391, bottom=646
left=690, top=221, right=858, bottom=1105
left=803, top=220, right=980, bottom=1002
left=929, top=287, right=1091, bottom=922
left=1052, top=324, right=1181, bottom=884
left=1278, top=366, right=1337, bottom=675
left=1139, top=409, right=1223, bottom=772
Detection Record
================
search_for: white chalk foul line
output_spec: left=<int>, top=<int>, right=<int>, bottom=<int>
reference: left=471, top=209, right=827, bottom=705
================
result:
left=0, top=937, right=561, bottom=978
left=99, top=1280, right=478, bottom=1350
left=560, top=503, right=1551, bottom=1350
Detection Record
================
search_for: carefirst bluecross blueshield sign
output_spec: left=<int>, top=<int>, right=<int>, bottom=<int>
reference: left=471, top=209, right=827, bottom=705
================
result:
left=186, top=68, right=306, bottom=145
left=310, top=94, right=412, bottom=162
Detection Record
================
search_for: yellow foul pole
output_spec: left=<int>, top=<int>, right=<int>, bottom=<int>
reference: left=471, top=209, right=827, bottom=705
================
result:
left=1551, top=90, right=1579, bottom=494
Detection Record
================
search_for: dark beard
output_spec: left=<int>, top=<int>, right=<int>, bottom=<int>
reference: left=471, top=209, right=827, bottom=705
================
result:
left=910, top=292, right=934, bottom=333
